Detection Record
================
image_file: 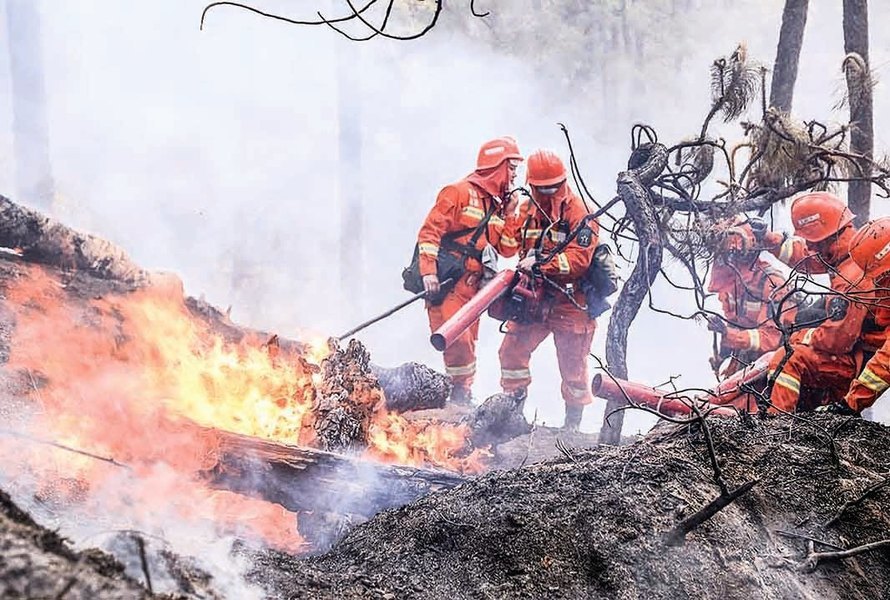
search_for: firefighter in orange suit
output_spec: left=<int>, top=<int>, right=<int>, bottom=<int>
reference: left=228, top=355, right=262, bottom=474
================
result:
left=706, top=219, right=788, bottom=379
left=417, top=137, right=524, bottom=405
left=760, top=192, right=869, bottom=412
left=819, top=217, right=890, bottom=414
left=497, top=149, right=599, bottom=431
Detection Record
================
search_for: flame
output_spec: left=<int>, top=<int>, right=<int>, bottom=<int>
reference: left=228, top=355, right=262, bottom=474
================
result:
left=1, top=265, right=485, bottom=551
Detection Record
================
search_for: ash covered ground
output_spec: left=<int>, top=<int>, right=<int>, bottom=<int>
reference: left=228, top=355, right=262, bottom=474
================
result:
left=246, top=415, right=890, bottom=599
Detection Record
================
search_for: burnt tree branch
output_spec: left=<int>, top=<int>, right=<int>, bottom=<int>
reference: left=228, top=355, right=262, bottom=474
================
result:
left=798, top=538, right=890, bottom=572
left=664, top=478, right=759, bottom=546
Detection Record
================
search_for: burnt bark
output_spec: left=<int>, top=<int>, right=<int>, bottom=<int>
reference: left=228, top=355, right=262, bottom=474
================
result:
left=372, top=362, right=451, bottom=412
left=0, top=194, right=149, bottom=283
left=465, top=391, right=530, bottom=448
left=598, top=144, right=668, bottom=445
left=314, top=339, right=379, bottom=453
left=843, top=0, right=873, bottom=226
left=769, top=0, right=809, bottom=113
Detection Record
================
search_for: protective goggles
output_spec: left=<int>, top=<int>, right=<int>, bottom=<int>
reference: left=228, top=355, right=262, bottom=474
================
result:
left=532, top=184, right=562, bottom=196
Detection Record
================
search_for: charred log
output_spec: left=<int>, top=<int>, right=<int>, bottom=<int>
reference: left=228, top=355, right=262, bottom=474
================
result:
left=314, top=339, right=380, bottom=453
left=206, top=428, right=464, bottom=519
left=372, top=362, right=451, bottom=413
left=0, top=194, right=149, bottom=283
left=465, top=392, right=530, bottom=449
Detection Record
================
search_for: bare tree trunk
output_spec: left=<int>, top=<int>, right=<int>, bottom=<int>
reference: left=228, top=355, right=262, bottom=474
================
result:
left=5, top=0, right=55, bottom=212
left=598, top=144, right=668, bottom=445
left=843, top=0, right=872, bottom=226
left=769, top=0, right=809, bottom=113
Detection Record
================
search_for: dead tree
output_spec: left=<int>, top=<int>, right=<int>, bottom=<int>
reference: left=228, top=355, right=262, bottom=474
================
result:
left=5, top=0, right=55, bottom=212
left=769, top=0, right=809, bottom=113
left=599, top=143, right=668, bottom=445
left=843, top=0, right=873, bottom=226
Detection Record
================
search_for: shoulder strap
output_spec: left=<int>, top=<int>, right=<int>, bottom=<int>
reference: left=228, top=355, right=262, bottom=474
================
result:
left=443, top=198, right=497, bottom=245
left=468, top=199, right=498, bottom=245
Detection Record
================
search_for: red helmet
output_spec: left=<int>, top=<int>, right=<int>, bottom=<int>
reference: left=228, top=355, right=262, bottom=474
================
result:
left=850, top=217, right=890, bottom=279
left=476, top=136, right=523, bottom=170
left=527, top=149, right=567, bottom=186
left=790, top=191, right=855, bottom=242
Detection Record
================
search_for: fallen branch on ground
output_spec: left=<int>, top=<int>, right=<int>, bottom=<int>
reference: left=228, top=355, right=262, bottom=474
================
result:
left=664, top=478, right=759, bottom=546
left=797, top=539, right=890, bottom=573
left=821, top=476, right=890, bottom=528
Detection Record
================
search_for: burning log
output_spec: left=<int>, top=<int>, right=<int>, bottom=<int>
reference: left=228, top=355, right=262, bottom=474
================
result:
left=314, top=339, right=379, bottom=453
left=206, top=428, right=465, bottom=519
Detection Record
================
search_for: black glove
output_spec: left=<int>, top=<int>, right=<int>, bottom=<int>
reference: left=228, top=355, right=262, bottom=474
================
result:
left=827, top=297, right=850, bottom=322
left=706, top=315, right=727, bottom=334
left=815, top=402, right=860, bottom=416
left=748, top=216, right=768, bottom=241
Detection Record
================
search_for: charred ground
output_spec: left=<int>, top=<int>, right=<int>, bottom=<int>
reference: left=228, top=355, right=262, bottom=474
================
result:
left=249, top=415, right=890, bottom=599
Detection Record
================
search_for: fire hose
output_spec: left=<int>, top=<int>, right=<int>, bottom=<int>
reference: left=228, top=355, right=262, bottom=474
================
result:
left=590, top=350, right=773, bottom=417
left=430, top=269, right=516, bottom=351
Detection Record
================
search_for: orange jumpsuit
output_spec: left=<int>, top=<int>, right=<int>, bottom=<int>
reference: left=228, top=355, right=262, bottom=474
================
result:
left=418, top=179, right=520, bottom=390
left=843, top=285, right=890, bottom=412
left=708, top=260, right=787, bottom=377
left=767, top=237, right=869, bottom=412
left=498, top=187, right=599, bottom=408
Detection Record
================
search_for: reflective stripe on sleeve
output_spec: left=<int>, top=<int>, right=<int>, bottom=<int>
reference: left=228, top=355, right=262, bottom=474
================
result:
left=418, top=242, right=439, bottom=257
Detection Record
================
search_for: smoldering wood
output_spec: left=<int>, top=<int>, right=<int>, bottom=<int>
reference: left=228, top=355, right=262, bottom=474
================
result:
left=663, top=478, right=759, bottom=546
left=372, top=362, right=451, bottom=412
left=465, top=392, right=531, bottom=449
left=314, top=339, right=377, bottom=453
left=205, top=428, right=465, bottom=519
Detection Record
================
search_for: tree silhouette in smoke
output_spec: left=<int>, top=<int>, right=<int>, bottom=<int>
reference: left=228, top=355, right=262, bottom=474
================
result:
left=200, top=1, right=490, bottom=41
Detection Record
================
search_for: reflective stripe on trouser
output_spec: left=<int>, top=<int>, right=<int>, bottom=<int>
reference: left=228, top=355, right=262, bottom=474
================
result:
left=845, top=342, right=890, bottom=412
left=426, top=274, right=480, bottom=389
left=767, top=344, right=858, bottom=412
left=498, top=308, right=596, bottom=407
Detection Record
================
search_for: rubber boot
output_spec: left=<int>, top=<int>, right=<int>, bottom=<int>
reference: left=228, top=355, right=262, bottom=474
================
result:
left=563, top=405, right=584, bottom=432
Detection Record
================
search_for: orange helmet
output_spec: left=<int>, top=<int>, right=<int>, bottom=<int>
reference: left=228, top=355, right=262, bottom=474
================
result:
left=476, top=136, right=523, bottom=170
left=790, top=191, right=855, bottom=242
left=526, top=149, right=568, bottom=186
left=850, top=217, right=890, bottom=279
